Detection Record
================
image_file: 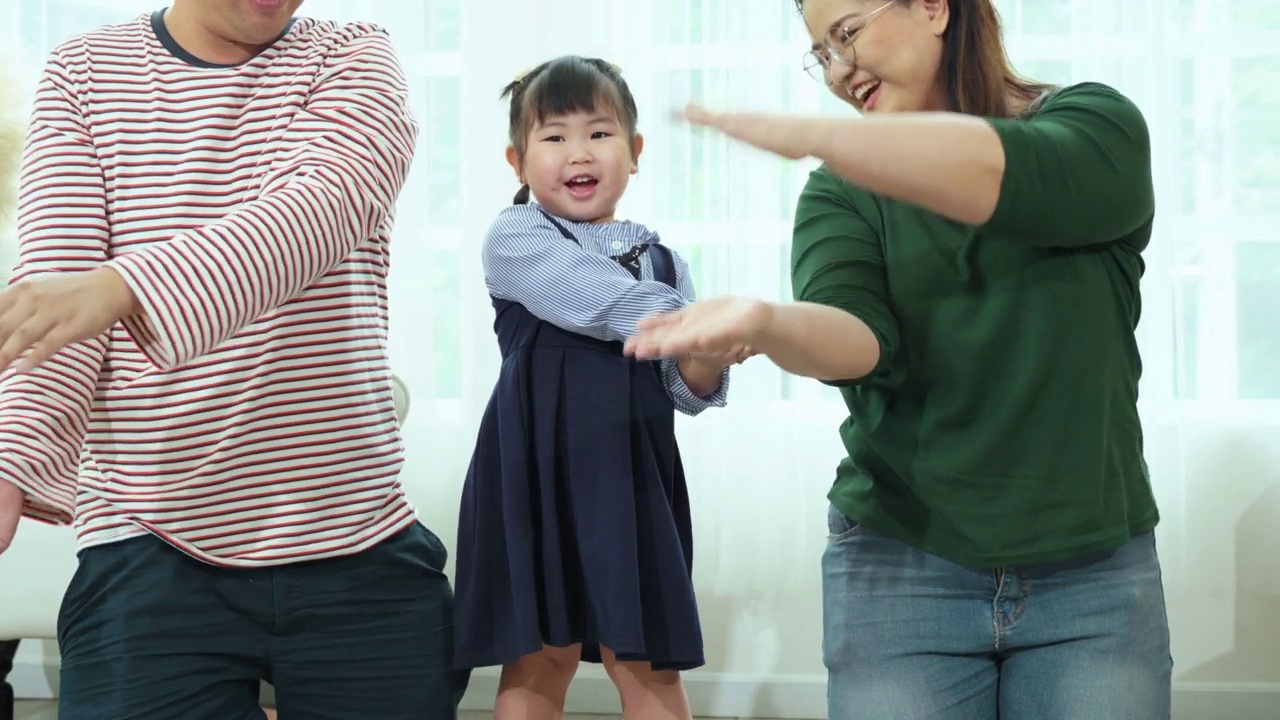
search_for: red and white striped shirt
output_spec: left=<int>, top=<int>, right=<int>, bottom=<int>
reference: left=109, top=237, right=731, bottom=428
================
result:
left=0, top=11, right=421, bottom=566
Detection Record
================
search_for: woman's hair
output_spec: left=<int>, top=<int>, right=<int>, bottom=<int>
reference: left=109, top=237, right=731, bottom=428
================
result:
left=795, top=0, right=1054, bottom=118
left=500, top=55, right=639, bottom=205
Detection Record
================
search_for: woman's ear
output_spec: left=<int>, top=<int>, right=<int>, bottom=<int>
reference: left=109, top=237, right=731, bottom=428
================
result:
left=919, top=0, right=950, bottom=36
left=631, top=133, right=645, bottom=174
left=505, top=145, right=525, bottom=183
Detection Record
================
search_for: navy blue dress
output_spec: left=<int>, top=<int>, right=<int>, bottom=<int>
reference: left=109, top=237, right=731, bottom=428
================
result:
left=453, top=209, right=704, bottom=672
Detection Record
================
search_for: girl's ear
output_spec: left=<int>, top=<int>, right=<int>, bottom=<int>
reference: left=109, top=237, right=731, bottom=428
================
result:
left=505, top=145, right=524, bottom=183
left=631, top=133, right=645, bottom=174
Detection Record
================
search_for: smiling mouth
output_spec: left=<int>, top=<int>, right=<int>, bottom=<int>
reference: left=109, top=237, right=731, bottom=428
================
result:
left=565, top=174, right=600, bottom=198
left=851, top=79, right=881, bottom=105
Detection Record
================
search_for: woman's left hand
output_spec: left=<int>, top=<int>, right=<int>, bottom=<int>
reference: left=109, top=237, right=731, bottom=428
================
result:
left=677, top=104, right=817, bottom=160
left=626, top=296, right=774, bottom=361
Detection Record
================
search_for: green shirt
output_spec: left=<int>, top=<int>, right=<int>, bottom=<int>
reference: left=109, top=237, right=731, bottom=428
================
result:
left=790, top=82, right=1158, bottom=568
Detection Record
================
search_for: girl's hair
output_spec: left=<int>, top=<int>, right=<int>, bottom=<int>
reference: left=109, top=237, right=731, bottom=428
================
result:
left=500, top=55, right=639, bottom=205
left=794, top=0, right=1054, bottom=118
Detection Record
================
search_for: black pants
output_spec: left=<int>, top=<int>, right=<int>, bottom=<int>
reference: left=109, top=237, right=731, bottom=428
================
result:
left=1, top=639, right=17, bottom=720
left=57, top=523, right=469, bottom=720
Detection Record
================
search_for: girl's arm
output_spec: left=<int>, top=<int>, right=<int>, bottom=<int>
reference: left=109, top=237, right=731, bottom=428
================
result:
left=798, top=83, right=1153, bottom=246
left=661, top=252, right=729, bottom=416
left=482, top=204, right=687, bottom=343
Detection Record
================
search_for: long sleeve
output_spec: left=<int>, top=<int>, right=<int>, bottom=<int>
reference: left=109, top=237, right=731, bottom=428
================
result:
left=482, top=204, right=688, bottom=342
left=659, top=250, right=729, bottom=416
left=791, top=166, right=899, bottom=386
left=106, top=27, right=419, bottom=370
left=0, top=55, right=111, bottom=523
left=983, top=83, right=1154, bottom=247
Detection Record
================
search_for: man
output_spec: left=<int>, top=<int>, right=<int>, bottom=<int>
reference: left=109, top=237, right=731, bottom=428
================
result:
left=0, top=1, right=464, bottom=717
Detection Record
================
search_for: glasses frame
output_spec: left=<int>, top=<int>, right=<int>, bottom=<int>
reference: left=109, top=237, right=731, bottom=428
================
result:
left=802, top=0, right=898, bottom=85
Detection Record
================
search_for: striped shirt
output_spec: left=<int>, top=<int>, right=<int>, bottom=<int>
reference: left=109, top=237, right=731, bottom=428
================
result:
left=0, top=11, right=420, bottom=566
left=482, top=203, right=729, bottom=415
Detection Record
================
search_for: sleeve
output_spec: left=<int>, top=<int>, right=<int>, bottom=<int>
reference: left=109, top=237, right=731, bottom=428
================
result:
left=105, top=27, right=419, bottom=370
left=982, top=83, right=1154, bottom=247
left=0, top=52, right=112, bottom=524
left=659, top=248, right=729, bottom=416
left=481, top=204, right=688, bottom=342
left=791, top=167, right=899, bottom=387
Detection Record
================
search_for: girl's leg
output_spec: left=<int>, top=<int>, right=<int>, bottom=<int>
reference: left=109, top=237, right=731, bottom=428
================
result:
left=601, top=647, right=691, bottom=720
left=494, top=644, right=580, bottom=720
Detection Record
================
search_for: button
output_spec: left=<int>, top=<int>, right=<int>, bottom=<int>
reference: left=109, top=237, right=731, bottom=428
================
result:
left=611, top=241, right=623, bottom=249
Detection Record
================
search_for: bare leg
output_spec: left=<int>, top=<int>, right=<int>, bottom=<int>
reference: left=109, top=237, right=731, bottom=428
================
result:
left=601, top=647, right=691, bottom=720
left=494, top=644, right=580, bottom=720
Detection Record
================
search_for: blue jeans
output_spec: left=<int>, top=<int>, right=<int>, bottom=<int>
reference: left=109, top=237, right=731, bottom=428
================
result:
left=822, top=505, right=1172, bottom=719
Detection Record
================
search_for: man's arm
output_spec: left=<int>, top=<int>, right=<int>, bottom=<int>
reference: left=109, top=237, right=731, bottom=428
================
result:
left=106, top=27, right=419, bottom=370
left=0, top=53, right=112, bottom=529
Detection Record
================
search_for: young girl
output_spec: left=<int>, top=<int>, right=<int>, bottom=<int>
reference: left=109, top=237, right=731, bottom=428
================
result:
left=453, top=56, right=739, bottom=720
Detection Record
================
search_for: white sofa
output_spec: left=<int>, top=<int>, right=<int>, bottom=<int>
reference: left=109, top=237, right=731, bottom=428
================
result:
left=0, top=374, right=412, bottom=704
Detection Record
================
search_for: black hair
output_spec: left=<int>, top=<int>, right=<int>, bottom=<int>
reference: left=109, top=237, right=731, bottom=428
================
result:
left=500, top=55, right=639, bottom=205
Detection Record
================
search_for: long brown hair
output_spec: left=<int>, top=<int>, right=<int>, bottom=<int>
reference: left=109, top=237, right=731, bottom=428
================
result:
left=795, top=0, right=1054, bottom=118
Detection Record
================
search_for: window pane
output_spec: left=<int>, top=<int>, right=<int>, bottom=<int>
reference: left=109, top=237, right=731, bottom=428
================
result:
left=423, top=76, right=462, bottom=224
left=1236, top=243, right=1280, bottom=400
left=424, top=0, right=460, bottom=52
left=1230, top=58, right=1280, bottom=215
left=1174, top=278, right=1199, bottom=400
left=1234, top=0, right=1280, bottom=30
left=427, top=247, right=462, bottom=399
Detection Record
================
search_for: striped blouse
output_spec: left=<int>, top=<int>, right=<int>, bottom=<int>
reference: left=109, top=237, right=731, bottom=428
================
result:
left=482, top=203, right=730, bottom=415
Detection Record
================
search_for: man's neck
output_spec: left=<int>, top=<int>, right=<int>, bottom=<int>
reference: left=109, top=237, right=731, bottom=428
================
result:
left=162, top=4, right=266, bottom=66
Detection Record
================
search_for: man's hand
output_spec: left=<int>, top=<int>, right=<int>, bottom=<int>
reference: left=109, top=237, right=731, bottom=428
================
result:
left=0, top=480, right=22, bottom=555
left=0, top=267, right=138, bottom=373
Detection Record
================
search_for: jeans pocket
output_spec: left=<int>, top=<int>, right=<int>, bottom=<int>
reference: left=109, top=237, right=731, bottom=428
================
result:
left=826, top=503, right=865, bottom=543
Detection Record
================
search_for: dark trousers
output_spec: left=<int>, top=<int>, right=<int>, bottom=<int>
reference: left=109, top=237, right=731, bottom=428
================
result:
left=1, top=639, right=17, bottom=720
left=57, top=523, right=469, bottom=720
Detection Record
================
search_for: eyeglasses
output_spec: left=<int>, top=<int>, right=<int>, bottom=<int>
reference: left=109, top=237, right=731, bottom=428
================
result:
left=802, top=0, right=897, bottom=84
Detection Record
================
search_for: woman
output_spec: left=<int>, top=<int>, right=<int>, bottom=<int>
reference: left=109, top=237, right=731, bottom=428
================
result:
left=626, top=0, right=1172, bottom=717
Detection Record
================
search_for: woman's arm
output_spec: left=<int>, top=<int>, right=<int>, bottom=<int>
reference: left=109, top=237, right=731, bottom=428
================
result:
left=750, top=301, right=880, bottom=382
left=800, top=83, right=1153, bottom=246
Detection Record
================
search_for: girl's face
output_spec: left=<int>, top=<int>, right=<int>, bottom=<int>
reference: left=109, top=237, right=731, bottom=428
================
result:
left=507, top=108, right=643, bottom=224
left=801, top=0, right=950, bottom=114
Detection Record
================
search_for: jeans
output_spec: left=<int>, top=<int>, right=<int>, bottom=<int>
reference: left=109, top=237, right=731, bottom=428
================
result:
left=822, top=505, right=1172, bottom=719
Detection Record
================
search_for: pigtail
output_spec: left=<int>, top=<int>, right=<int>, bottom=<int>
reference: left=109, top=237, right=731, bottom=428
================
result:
left=513, top=184, right=531, bottom=205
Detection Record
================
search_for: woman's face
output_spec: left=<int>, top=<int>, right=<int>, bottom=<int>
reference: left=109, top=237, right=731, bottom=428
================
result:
left=801, top=0, right=950, bottom=114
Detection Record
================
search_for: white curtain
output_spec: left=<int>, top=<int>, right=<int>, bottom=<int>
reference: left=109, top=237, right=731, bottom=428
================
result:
left=5, top=0, right=1279, bottom=713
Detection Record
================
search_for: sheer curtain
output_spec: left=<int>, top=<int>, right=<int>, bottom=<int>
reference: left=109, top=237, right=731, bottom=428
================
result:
left=5, top=0, right=1278, bottom=715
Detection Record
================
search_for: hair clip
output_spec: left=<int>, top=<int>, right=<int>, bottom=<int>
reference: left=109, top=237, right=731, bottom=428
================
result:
left=608, top=62, right=623, bottom=75
left=513, top=66, right=535, bottom=84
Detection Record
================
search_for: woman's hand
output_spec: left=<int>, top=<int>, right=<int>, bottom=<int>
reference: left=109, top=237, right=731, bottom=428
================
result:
left=677, top=104, right=817, bottom=160
left=626, top=296, right=774, bottom=361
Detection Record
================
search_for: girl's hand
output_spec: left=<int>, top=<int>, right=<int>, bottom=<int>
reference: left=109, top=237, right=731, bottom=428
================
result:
left=626, top=296, right=774, bottom=361
left=677, top=104, right=817, bottom=160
